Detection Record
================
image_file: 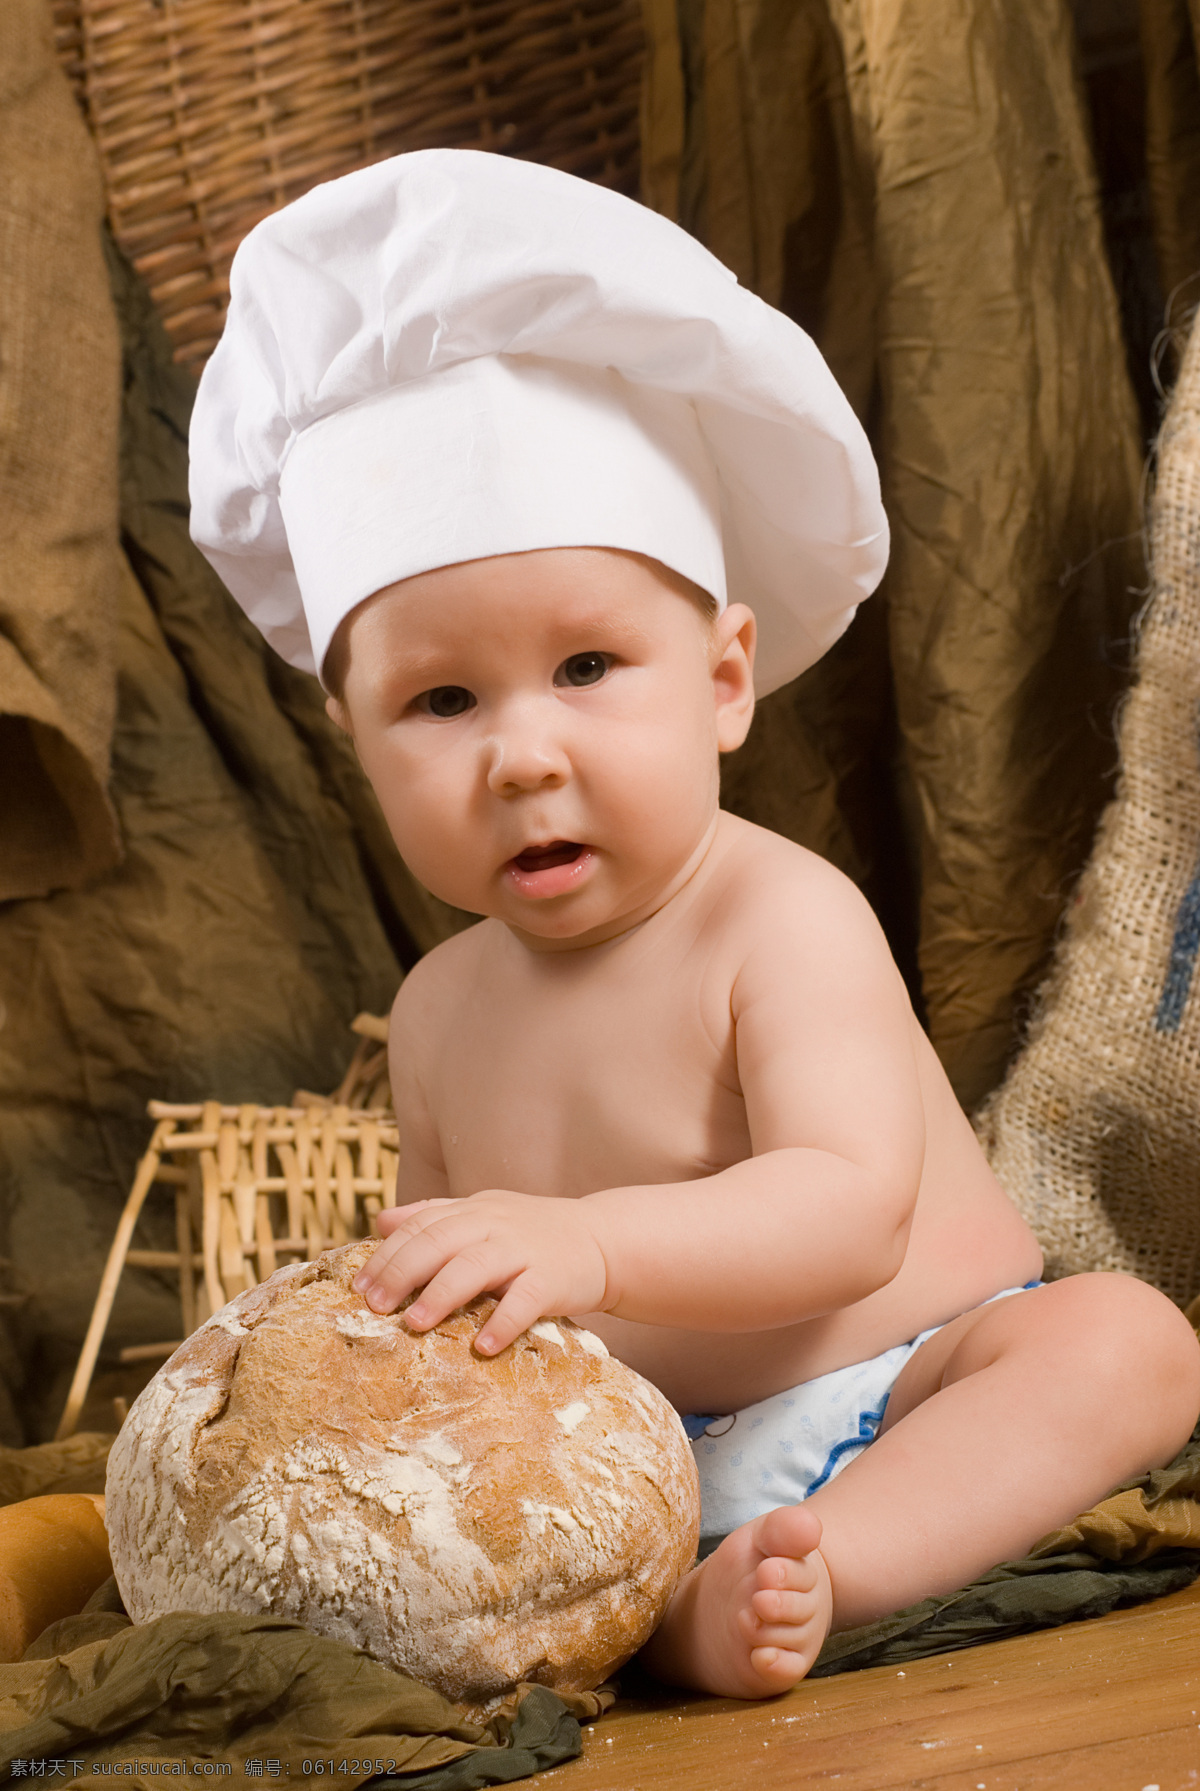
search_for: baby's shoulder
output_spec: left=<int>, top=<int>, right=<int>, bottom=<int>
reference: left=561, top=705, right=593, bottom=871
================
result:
left=389, top=918, right=496, bottom=1040
left=710, top=814, right=881, bottom=939
left=704, top=816, right=898, bottom=999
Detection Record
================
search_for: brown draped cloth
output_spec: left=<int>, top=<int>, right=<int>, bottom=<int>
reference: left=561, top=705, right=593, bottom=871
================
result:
left=642, top=0, right=1149, bottom=1109
left=0, top=2, right=468, bottom=1442
left=1141, top=0, right=1200, bottom=312
left=0, top=1, right=121, bottom=902
left=2, top=0, right=1198, bottom=1432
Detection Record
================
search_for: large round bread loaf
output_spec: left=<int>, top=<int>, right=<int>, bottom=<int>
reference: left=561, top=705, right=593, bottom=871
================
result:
left=105, top=1242, right=699, bottom=1703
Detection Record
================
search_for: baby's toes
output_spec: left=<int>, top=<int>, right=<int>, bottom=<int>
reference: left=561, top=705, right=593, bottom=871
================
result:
left=748, top=1644, right=813, bottom=1690
left=755, top=1549, right=821, bottom=1598
left=752, top=1502, right=822, bottom=1563
left=749, top=1617, right=820, bottom=1657
left=737, top=1590, right=821, bottom=1657
left=750, top=1585, right=816, bottom=1628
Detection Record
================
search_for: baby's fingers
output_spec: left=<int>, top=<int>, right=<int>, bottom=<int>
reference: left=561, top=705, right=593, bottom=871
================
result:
left=356, top=1205, right=461, bottom=1302
left=404, top=1242, right=518, bottom=1333
left=375, top=1199, right=456, bottom=1239
left=354, top=1217, right=464, bottom=1309
left=473, top=1273, right=548, bottom=1355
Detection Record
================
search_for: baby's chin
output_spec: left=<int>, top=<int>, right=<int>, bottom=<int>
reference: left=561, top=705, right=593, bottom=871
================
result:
left=496, top=870, right=690, bottom=951
left=502, top=906, right=652, bottom=950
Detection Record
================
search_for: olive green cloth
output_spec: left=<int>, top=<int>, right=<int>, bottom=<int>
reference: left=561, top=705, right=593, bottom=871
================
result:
left=809, top=1426, right=1200, bottom=1674
left=0, top=1455, right=608, bottom=1785
left=0, top=1604, right=598, bottom=1787
left=809, top=1550, right=1200, bottom=1676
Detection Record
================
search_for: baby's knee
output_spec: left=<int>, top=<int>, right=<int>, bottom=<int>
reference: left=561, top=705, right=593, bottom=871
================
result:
left=1049, top=1272, right=1200, bottom=1450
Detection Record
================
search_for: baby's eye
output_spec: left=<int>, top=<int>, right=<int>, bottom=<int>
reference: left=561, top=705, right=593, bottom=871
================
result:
left=417, top=686, right=475, bottom=718
left=555, top=653, right=611, bottom=689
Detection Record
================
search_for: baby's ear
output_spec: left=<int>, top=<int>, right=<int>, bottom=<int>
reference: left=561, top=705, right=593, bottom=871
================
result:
left=325, top=694, right=353, bottom=736
left=712, top=603, right=756, bottom=752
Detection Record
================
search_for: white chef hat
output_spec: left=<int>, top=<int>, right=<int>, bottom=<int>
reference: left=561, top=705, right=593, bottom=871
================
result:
left=189, top=149, right=887, bottom=696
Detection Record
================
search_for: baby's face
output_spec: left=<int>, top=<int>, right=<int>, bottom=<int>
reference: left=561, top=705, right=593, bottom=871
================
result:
left=330, top=548, right=755, bottom=947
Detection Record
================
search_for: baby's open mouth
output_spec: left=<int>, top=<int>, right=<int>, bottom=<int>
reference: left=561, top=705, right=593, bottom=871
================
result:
left=511, top=840, right=586, bottom=873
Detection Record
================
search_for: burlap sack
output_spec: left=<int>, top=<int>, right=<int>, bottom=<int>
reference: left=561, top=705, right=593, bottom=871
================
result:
left=977, top=311, right=1200, bottom=1306
left=0, top=0, right=122, bottom=900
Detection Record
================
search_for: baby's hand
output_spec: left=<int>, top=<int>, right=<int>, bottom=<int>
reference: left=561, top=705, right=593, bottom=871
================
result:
left=354, top=1192, right=610, bottom=1354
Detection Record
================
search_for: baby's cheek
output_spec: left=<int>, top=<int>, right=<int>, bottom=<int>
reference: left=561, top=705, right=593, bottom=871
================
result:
left=355, top=754, right=471, bottom=890
left=389, top=818, right=491, bottom=913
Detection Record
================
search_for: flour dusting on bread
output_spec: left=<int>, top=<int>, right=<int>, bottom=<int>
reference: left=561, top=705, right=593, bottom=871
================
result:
left=106, top=1241, right=699, bottom=1704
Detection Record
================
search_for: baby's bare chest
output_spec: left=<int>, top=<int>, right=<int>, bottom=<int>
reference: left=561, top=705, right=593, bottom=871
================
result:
left=425, top=955, right=750, bottom=1197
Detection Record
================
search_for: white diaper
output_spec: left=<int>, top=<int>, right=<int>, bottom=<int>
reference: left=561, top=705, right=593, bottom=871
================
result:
left=684, top=1281, right=1040, bottom=1543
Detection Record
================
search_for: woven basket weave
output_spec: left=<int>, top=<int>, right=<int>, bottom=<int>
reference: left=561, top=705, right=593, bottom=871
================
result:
left=52, top=0, right=643, bottom=370
left=58, top=1089, right=399, bottom=1438
left=296, top=1011, right=393, bottom=1113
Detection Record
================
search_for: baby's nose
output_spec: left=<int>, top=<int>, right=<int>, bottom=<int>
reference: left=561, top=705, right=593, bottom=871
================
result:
left=484, top=704, right=570, bottom=795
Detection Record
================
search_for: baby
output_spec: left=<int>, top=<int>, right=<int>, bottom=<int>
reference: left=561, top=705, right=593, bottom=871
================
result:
left=191, top=151, right=1200, bottom=1700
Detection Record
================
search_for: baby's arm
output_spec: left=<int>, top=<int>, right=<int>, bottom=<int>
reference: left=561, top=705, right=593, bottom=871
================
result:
left=360, top=859, right=927, bottom=1353
left=382, top=964, right=454, bottom=1206
left=596, top=862, right=928, bottom=1331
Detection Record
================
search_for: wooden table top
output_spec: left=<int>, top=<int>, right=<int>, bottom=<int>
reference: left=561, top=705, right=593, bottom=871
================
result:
left=531, top=1579, right=1200, bottom=1790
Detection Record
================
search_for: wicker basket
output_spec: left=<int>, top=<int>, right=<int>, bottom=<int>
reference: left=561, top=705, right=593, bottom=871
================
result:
left=57, top=1058, right=399, bottom=1438
left=52, top=0, right=644, bottom=370
left=296, top=1010, right=393, bottom=1113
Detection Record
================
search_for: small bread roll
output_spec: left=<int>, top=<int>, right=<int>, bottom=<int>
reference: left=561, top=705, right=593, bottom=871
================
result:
left=0, top=1493, right=112, bottom=1661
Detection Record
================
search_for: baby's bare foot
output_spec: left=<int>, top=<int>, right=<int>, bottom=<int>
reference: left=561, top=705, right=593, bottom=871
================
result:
left=639, top=1505, right=833, bottom=1698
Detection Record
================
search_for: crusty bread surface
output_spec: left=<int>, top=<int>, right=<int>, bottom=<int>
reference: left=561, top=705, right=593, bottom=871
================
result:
left=0, top=1492, right=112, bottom=1661
left=106, top=1241, right=699, bottom=1702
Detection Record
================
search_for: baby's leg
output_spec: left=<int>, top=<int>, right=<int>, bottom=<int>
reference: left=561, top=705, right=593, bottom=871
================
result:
left=643, top=1273, right=1200, bottom=1698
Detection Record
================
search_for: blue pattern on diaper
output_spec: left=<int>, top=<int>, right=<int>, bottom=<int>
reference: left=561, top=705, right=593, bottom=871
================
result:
left=807, top=1401, right=888, bottom=1495
left=681, top=1413, right=718, bottom=1441
left=684, top=1279, right=1042, bottom=1539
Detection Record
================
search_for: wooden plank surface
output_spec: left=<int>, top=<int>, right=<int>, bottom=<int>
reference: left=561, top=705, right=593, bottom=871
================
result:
left=536, top=1581, right=1200, bottom=1790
